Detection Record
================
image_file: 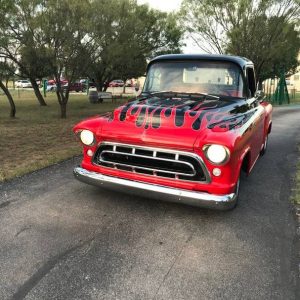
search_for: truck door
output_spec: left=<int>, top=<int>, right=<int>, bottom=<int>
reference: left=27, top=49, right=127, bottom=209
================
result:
left=245, top=67, right=264, bottom=164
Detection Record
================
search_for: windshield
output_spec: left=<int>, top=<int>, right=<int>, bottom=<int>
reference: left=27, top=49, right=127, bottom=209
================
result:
left=143, top=61, right=245, bottom=98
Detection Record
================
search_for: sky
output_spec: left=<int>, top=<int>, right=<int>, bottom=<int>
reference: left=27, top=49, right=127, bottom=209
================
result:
left=137, top=0, right=202, bottom=54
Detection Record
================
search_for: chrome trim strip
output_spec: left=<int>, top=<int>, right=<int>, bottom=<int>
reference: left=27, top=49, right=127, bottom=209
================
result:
left=238, top=106, right=265, bottom=135
left=248, top=152, right=260, bottom=173
left=94, top=142, right=211, bottom=183
left=99, top=150, right=196, bottom=176
left=74, top=167, right=236, bottom=210
left=100, top=141, right=196, bottom=155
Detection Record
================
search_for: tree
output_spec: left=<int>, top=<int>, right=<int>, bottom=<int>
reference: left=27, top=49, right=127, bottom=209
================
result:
left=87, top=0, right=184, bottom=92
left=181, top=0, right=300, bottom=83
left=0, top=0, right=183, bottom=118
left=0, top=61, right=16, bottom=118
left=33, top=0, right=92, bottom=118
left=0, top=0, right=48, bottom=106
left=18, top=45, right=54, bottom=102
left=225, top=5, right=300, bottom=84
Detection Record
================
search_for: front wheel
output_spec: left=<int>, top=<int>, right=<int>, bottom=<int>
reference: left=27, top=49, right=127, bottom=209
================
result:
left=260, top=134, right=268, bottom=156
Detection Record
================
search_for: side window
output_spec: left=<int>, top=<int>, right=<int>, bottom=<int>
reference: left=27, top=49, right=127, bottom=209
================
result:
left=246, top=67, right=256, bottom=97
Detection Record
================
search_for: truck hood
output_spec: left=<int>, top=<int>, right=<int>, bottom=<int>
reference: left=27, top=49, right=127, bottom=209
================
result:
left=99, top=96, right=249, bottom=150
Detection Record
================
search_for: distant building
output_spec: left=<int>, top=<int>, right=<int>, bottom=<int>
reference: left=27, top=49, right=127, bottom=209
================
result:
left=287, top=53, right=300, bottom=92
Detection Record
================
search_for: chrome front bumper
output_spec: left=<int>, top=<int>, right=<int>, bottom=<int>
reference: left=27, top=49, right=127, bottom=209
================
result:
left=74, top=167, right=237, bottom=210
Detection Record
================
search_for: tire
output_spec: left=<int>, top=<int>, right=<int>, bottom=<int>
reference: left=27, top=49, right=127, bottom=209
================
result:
left=260, top=134, right=268, bottom=156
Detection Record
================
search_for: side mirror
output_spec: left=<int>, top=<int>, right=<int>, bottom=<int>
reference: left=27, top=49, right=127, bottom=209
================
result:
left=255, top=90, right=265, bottom=101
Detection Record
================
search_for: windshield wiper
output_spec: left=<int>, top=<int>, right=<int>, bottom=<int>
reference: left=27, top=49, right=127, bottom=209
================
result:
left=143, top=91, right=220, bottom=100
left=142, top=91, right=172, bottom=97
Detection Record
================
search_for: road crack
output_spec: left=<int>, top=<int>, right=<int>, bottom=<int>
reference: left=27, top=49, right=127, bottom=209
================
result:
left=151, top=232, right=194, bottom=300
left=11, top=237, right=95, bottom=300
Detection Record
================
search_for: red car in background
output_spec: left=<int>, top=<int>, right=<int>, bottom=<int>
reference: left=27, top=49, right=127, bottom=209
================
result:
left=73, top=54, right=272, bottom=210
left=64, top=82, right=85, bottom=92
left=47, top=79, right=68, bottom=86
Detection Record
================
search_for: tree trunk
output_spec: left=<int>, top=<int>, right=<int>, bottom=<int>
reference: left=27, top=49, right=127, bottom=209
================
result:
left=56, top=84, right=69, bottom=119
left=60, top=102, right=67, bottom=118
left=103, top=81, right=109, bottom=92
left=29, top=77, right=47, bottom=106
left=95, top=80, right=101, bottom=92
left=0, top=80, right=16, bottom=118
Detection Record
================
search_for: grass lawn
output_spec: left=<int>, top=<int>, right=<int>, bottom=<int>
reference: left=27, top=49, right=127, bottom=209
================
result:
left=290, top=92, right=300, bottom=104
left=268, top=92, right=300, bottom=106
left=1, top=89, right=300, bottom=183
left=0, top=90, right=129, bottom=182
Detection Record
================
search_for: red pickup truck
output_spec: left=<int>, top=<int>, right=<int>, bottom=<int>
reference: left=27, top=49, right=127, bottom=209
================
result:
left=73, top=54, right=272, bottom=210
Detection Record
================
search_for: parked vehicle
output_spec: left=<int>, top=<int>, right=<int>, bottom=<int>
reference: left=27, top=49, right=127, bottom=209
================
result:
left=73, top=54, right=272, bottom=210
left=80, top=79, right=96, bottom=88
left=15, top=80, right=32, bottom=88
left=63, top=82, right=85, bottom=92
left=46, top=84, right=56, bottom=92
left=46, top=80, right=85, bottom=92
left=109, top=80, right=124, bottom=87
left=125, top=79, right=134, bottom=87
left=46, top=79, right=68, bottom=92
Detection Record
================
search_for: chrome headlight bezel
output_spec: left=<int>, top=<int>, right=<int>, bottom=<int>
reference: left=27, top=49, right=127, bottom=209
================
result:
left=203, top=144, right=230, bottom=165
left=76, top=129, right=95, bottom=146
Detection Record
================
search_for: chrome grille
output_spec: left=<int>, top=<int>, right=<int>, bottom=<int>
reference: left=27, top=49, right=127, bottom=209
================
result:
left=93, top=142, right=210, bottom=182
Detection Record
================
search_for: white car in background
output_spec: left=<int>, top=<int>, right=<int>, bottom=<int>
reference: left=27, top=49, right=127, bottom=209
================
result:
left=15, top=80, right=32, bottom=88
left=46, top=84, right=57, bottom=92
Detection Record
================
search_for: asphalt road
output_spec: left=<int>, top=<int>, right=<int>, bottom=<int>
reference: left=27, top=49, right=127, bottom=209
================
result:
left=0, top=106, right=299, bottom=300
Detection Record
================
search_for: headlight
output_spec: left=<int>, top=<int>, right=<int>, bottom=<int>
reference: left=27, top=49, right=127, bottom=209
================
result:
left=80, top=130, right=95, bottom=146
left=203, top=144, right=230, bottom=165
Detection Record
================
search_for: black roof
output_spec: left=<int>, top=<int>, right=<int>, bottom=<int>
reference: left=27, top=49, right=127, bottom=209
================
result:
left=149, top=54, right=253, bottom=69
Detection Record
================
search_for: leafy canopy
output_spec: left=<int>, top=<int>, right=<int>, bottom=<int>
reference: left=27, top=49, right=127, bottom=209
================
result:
left=181, top=0, right=300, bottom=81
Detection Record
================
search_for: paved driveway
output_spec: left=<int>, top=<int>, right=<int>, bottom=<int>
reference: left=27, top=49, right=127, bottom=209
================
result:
left=0, top=106, right=299, bottom=300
